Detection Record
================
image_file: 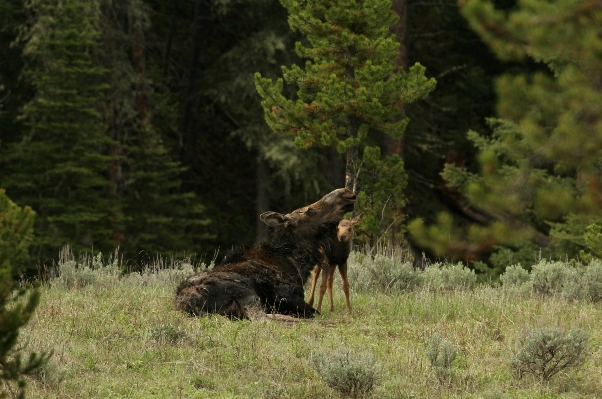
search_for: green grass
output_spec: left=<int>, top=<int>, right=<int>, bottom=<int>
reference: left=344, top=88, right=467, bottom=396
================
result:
left=16, top=256, right=602, bottom=399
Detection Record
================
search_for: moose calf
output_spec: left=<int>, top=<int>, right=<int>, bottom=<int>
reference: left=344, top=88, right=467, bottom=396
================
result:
left=307, top=213, right=363, bottom=313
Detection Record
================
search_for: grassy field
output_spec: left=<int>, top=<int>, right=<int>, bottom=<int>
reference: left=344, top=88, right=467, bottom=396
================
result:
left=15, top=252, right=602, bottom=398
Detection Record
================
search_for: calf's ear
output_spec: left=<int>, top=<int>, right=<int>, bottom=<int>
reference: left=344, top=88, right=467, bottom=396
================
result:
left=260, top=211, right=291, bottom=228
left=351, top=213, right=364, bottom=225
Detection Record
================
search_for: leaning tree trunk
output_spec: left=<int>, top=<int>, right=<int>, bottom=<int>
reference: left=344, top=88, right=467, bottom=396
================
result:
left=344, top=45, right=359, bottom=192
left=345, top=144, right=359, bottom=192
left=384, top=0, right=408, bottom=159
left=256, top=158, right=270, bottom=241
left=383, top=0, right=408, bottom=247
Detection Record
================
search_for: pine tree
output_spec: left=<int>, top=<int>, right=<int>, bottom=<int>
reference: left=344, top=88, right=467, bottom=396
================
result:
left=410, top=0, right=602, bottom=270
left=254, top=0, right=436, bottom=191
left=0, top=0, right=209, bottom=262
left=98, top=0, right=210, bottom=258
left=254, top=0, right=435, bottom=248
left=0, top=190, right=48, bottom=399
left=2, top=0, right=116, bottom=259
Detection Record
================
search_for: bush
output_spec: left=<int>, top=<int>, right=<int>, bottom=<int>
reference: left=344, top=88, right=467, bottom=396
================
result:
left=509, top=327, right=589, bottom=381
left=561, top=267, right=584, bottom=302
left=347, top=252, right=421, bottom=293
left=426, top=333, right=457, bottom=384
left=530, top=260, right=568, bottom=296
left=311, top=346, right=381, bottom=398
left=423, top=262, right=476, bottom=292
left=583, top=260, right=602, bottom=302
left=51, top=245, right=120, bottom=289
left=499, top=264, right=530, bottom=291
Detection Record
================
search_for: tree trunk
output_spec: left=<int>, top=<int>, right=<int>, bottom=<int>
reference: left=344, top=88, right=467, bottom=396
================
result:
left=383, top=0, right=408, bottom=247
left=322, top=147, right=345, bottom=190
left=345, top=144, right=359, bottom=192
left=256, top=158, right=270, bottom=241
left=384, top=0, right=408, bottom=159
left=163, top=0, right=179, bottom=79
left=105, top=14, right=123, bottom=246
left=179, top=0, right=206, bottom=178
left=345, top=45, right=359, bottom=192
left=132, top=14, right=149, bottom=129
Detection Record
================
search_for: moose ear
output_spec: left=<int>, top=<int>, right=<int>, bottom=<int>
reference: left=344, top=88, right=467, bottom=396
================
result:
left=351, top=213, right=364, bottom=225
left=260, top=211, right=291, bottom=228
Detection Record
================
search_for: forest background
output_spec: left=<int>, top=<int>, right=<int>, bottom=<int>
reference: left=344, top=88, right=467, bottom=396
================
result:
left=1, top=0, right=599, bottom=277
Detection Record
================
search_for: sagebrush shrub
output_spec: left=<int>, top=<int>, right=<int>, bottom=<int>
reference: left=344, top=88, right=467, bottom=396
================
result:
left=561, top=267, right=584, bottom=302
left=311, top=346, right=381, bottom=397
left=530, top=261, right=568, bottom=296
left=52, top=245, right=120, bottom=289
left=499, top=264, right=530, bottom=290
left=347, top=252, right=421, bottom=293
left=583, top=260, right=602, bottom=302
left=510, top=327, right=589, bottom=381
left=426, top=333, right=457, bottom=383
left=423, top=262, right=476, bottom=292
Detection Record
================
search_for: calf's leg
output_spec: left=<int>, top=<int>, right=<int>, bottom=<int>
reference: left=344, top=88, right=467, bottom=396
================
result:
left=339, top=262, right=352, bottom=313
left=307, top=265, right=321, bottom=307
left=326, top=266, right=337, bottom=311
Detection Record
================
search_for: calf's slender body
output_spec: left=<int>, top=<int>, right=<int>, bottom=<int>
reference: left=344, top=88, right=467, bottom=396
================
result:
left=307, top=214, right=363, bottom=313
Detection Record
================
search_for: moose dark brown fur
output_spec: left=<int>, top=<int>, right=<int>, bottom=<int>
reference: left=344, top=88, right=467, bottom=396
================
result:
left=307, top=213, right=363, bottom=313
left=175, top=188, right=356, bottom=319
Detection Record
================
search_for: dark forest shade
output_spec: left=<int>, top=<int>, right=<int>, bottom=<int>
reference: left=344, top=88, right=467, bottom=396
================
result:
left=0, top=0, right=564, bottom=270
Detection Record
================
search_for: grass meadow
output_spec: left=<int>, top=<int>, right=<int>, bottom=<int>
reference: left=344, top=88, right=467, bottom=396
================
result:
left=14, top=248, right=602, bottom=398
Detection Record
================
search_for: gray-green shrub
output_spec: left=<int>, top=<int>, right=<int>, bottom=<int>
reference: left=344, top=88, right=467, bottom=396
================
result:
left=347, top=252, right=421, bottom=293
left=426, top=333, right=458, bottom=383
left=423, top=262, right=476, bottom=292
left=510, top=327, right=589, bottom=381
left=583, top=260, right=602, bottom=302
left=51, top=246, right=120, bottom=289
left=561, top=267, right=584, bottom=302
left=311, top=346, right=381, bottom=397
left=499, top=264, right=530, bottom=290
left=530, top=260, right=568, bottom=296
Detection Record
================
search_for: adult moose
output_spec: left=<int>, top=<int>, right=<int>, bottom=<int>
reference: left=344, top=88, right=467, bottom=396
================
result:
left=175, top=188, right=356, bottom=319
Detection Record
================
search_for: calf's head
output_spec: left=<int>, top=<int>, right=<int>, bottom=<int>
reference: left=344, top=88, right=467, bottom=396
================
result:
left=337, top=213, right=363, bottom=243
left=260, top=188, right=356, bottom=239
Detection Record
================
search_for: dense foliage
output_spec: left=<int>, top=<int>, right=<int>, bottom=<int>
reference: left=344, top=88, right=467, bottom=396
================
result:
left=2, top=0, right=595, bottom=271
left=409, top=0, right=602, bottom=272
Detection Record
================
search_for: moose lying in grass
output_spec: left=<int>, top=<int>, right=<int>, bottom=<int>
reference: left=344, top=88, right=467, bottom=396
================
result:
left=307, top=213, right=363, bottom=314
left=175, top=188, right=356, bottom=319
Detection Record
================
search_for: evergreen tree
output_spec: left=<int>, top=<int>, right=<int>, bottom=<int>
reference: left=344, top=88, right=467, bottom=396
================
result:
left=255, top=0, right=435, bottom=248
left=254, top=0, right=436, bottom=191
left=0, top=190, right=48, bottom=399
left=410, top=0, right=602, bottom=271
left=0, top=0, right=209, bottom=262
left=98, top=0, right=210, bottom=258
left=1, top=0, right=116, bottom=259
